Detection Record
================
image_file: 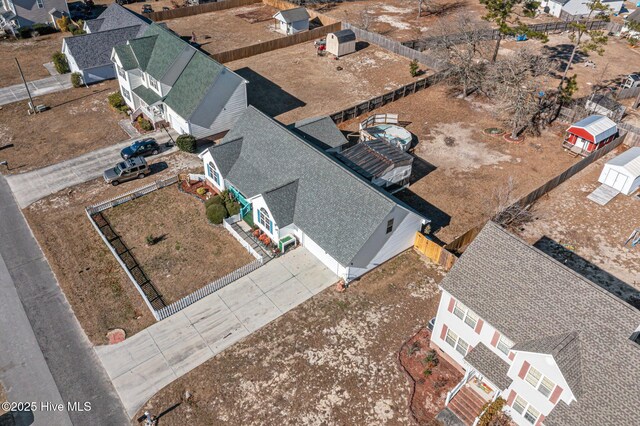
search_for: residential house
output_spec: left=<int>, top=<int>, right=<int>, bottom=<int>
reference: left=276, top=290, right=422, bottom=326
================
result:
left=111, top=23, right=247, bottom=137
left=272, top=7, right=309, bottom=35
left=1, top=0, right=68, bottom=30
left=431, top=222, right=640, bottom=426
left=200, top=106, right=429, bottom=281
left=623, top=9, right=640, bottom=37
left=63, top=4, right=149, bottom=84
left=539, top=0, right=622, bottom=20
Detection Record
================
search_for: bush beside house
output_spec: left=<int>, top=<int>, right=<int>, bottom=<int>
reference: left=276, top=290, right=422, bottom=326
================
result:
left=52, top=52, right=70, bottom=74
left=176, top=134, right=197, bottom=153
left=204, top=190, right=241, bottom=224
left=108, top=92, right=130, bottom=114
left=137, top=116, right=153, bottom=132
left=71, top=72, right=83, bottom=88
left=206, top=204, right=227, bottom=224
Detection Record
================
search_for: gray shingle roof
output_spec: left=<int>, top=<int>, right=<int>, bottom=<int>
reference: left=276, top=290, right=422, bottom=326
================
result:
left=289, top=116, right=347, bottom=150
left=64, top=25, right=144, bottom=69
left=464, top=343, right=512, bottom=390
left=262, top=180, right=298, bottom=228
left=275, top=7, right=310, bottom=23
left=84, top=18, right=103, bottom=33
left=441, top=222, right=640, bottom=426
left=332, top=29, right=356, bottom=43
left=208, top=106, right=421, bottom=266
left=88, top=3, right=149, bottom=32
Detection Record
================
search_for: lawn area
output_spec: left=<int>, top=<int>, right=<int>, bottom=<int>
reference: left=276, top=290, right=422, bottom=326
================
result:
left=22, top=152, right=202, bottom=344
left=103, top=185, right=255, bottom=304
left=0, top=79, right=127, bottom=174
left=136, top=250, right=444, bottom=425
left=0, top=32, right=64, bottom=86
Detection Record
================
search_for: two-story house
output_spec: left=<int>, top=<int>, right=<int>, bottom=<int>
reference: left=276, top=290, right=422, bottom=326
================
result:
left=199, top=106, right=429, bottom=282
left=431, top=222, right=640, bottom=426
left=111, top=23, right=247, bottom=138
left=1, top=0, right=68, bottom=30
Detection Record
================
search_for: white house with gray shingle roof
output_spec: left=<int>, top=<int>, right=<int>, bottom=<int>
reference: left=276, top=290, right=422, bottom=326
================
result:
left=1, top=0, right=68, bottom=30
left=61, top=3, right=149, bottom=84
left=273, top=7, right=309, bottom=35
left=431, top=221, right=640, bottom=426
left=200, top=106, right=428, bottom=281
left=111, top=23, right=247, bottom=137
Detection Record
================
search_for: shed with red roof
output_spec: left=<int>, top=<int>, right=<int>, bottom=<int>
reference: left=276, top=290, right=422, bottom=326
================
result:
left=563, top=115, right=617, bottom=156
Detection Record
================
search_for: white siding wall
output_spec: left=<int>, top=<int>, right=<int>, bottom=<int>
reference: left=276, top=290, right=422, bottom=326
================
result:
left=165, top=104, right=190, bottom=135
left=115, top=66, right=135, bottom=110
left=250, top=195, right=280, bottom=241
left=62, top=41, right=81, bottom=74
left=540, top=0, right=562, bottom=17
left=201, top=151, right=226, bottom=192
left=189, top=79, right=247, bottom=139
left=301, top=232, right=347, bottom=278
left=82, top=64, right=116, bottom=84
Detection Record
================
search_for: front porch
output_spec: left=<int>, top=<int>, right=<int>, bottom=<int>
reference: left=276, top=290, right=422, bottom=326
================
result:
left=131, top=86, right=168, bottom=130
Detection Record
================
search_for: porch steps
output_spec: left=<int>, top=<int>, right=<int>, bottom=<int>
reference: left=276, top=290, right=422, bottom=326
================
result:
left=447, top=386, right=487, bottom=426
left=230, top=222, right=273, bottom=262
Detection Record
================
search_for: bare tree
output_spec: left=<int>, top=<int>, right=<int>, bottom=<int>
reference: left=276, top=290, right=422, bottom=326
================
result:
left=433, top=15, right=492, bottom=97
left=484, top=48, right=551, bottom=139
left=491, top=177, right=533, bottom=229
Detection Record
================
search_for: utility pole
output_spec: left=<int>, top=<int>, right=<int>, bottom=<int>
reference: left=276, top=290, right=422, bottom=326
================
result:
left=15, top=58, right=35, bottom=114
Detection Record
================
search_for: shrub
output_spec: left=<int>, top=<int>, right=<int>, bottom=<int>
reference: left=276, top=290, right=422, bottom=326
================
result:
left=409, top=59, right=419, bottom=77
left=31, top=23, right=58, bottom=36
left=52, top=52, right=70, bottom=74
left=206, top=203, right=227, bottom=224
left=70, top=72, right=82, bottom=88
left=137, top=116, right=153, bottom=132
left=196, top=187, right=207, bottom=196
left=423, top=368, right=432, bottom=377
left=107, top=92, right=129, bottom=113
left=176, top=134, right=197, bottom=153
left=69, top=25, right=85, bottom=35
left=56, top=16, right=70, bottom=32
left=17, top=27, right=33, bottom=39
left=146, top=235, right=156, bottom=245
left=204, top=195, right=223, bottom=209
left=478, top=398, right=509, bottom=426
left=225, top=201, right=240, bottom=216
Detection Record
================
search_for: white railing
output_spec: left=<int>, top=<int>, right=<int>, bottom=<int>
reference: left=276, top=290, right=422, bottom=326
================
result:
left=188, top=173, right=206, bottom=182
left=223, top=216, right=262, bottom=260
left=86, top=176, right=178, bottom=214
left=156, top=257, right=263, bottom=320
left=359, top=113, right=399, bottom=130
left=445, top=368, right=476, bottom=406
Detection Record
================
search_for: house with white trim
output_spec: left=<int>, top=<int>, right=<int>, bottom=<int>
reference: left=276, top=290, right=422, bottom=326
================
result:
left=200, top=106, right=429, bottom=281
left=1, top=0, right=68, bottom=30
left=539, top=0, right=622, bottom=19
left=111, top=23, right=247, bottom=138
left=430, top=222, right=640, bottom=426
left=272, top=7, right=309, bottom=35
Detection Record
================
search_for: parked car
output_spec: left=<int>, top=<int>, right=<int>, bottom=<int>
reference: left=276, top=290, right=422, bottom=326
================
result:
left=120, top=138, right=160, bottom=159
left=142, top=4, right=153, bottom=13
left=103, top=157, right=150, bottom=186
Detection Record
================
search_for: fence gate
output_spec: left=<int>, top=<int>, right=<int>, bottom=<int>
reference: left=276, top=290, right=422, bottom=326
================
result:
left=414, top=233, right=456, bottom=271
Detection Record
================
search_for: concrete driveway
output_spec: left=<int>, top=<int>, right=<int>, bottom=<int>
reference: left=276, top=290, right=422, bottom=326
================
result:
left=0, top=74, right=72, bottom=106
left=95, top=248, right=338, bottom=418
left=5, top=129, right=178, bottom=208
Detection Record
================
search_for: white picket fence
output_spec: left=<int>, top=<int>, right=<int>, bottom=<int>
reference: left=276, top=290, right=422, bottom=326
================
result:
left=86, top=176, right=178, bottom=214
left=156, top=257, right=264, bottom=320
left=223, top=216, right=263, bottom=260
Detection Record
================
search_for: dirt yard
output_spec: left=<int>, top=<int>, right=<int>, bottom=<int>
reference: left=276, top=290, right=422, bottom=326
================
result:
left=164, top=3, right=283, bottom=55
left=135, top=250, right=446, bottom=425
left=515, top=150, right=640, bottom=303
left=0, top=80, right=127, bottom=174
left=338, top=85, right=578, bottom=243
left=0, top=32, right=65, bottom=86
left=22, top=152, right=202, bottom=345
left=228, top=42, right=419, bottom=123
left=103, top=186, right=254, bottom=304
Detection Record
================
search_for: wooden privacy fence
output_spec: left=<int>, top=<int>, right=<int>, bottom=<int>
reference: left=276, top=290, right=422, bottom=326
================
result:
left=619, top=123, right=640, bottom=147
left=414, top=232, right=457, bottom=271
left=143, top=0, right=261, bottom=21
left=211, top=22, right=341, bottom=63
left=616, top=86, right=640, bottom=101
left=262, top=0, right=340, bottom=25
left=329, top=70, right=448, bottom=124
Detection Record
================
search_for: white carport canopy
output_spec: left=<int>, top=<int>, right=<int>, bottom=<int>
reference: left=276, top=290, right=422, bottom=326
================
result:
left=598, top=147, right=640, bottom=195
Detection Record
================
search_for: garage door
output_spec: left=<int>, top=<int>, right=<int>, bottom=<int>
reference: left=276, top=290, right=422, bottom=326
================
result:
left=613, top=173, right=628, bottom=191
left=604, top=169, right=619, bottom=187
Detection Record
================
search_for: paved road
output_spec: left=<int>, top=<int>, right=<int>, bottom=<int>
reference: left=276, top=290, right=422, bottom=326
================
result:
left=0, top=75, right=72, bottom=106
left=96, top=248, right=338, bottom=417
left=6, top=129, right=178, bottom=208
left=0, top=175, right=129, bottom=425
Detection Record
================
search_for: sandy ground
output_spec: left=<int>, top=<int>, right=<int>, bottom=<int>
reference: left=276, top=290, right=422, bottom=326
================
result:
left=0, top=33, right=65, bottom=86
left=22, top=152, right=202, bottom=345
left=0, top=80, right=128, bottom=174
left=164, top=4, right=284, bottom=55
left=135, top=250, right=445, bottom=425
left=103, top=186, right=254, bottom=304
left=338, top=85, right=578, bottom=243
left=228, top=42, right=419, bottom=124
left=515, top=150, right=640, bottom=303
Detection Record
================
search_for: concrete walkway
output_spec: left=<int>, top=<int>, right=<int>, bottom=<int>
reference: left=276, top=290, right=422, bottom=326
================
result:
left=96, top=248, right=338, bottom=418
left=0, top=175, right=129, bottom=425
left=0, top=74, right=72, bottom=106
left=5, top=128, right=178, bottom=208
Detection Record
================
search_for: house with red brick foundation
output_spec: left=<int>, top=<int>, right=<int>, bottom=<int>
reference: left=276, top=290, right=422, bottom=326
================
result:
left=430, top=222, right=640, bottom=426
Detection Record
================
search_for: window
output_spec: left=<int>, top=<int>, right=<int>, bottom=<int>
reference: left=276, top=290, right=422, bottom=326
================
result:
left=386, top=218, right=394, bottom=234
left=445, top=329, right=470, bottom=356
left=525, top=366, right=556, bottom=398
left=207, top=162, right=219, bottom=184
left=452, top=300, right=478, bottom=330
left=36, top=0, right=44, bottom=8
left=258, top=208, right=273, bottom=233
left=148, top=75, right=159, bottom=91
left=512, top=396, right=540, bottom=425
left=496, top=334, right=512, bottom=355
left=117, top=65, right=126, bottom=80
left=121, top=87, right=130, bottom=101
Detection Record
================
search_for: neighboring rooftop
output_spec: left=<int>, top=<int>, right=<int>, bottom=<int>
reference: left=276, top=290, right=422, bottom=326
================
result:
left=288, top=116, right=348, bottom=151
left=336, top=139, right=413, bottom=180
left=64, top=25, right=145, bottom=69
left=86, top=3, right=150, bottom=33
left=275, top=7, right=310, bottom=23
left=207, top=106, right=425, bottom=266
left=440, top=222, right=640, bottom=426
